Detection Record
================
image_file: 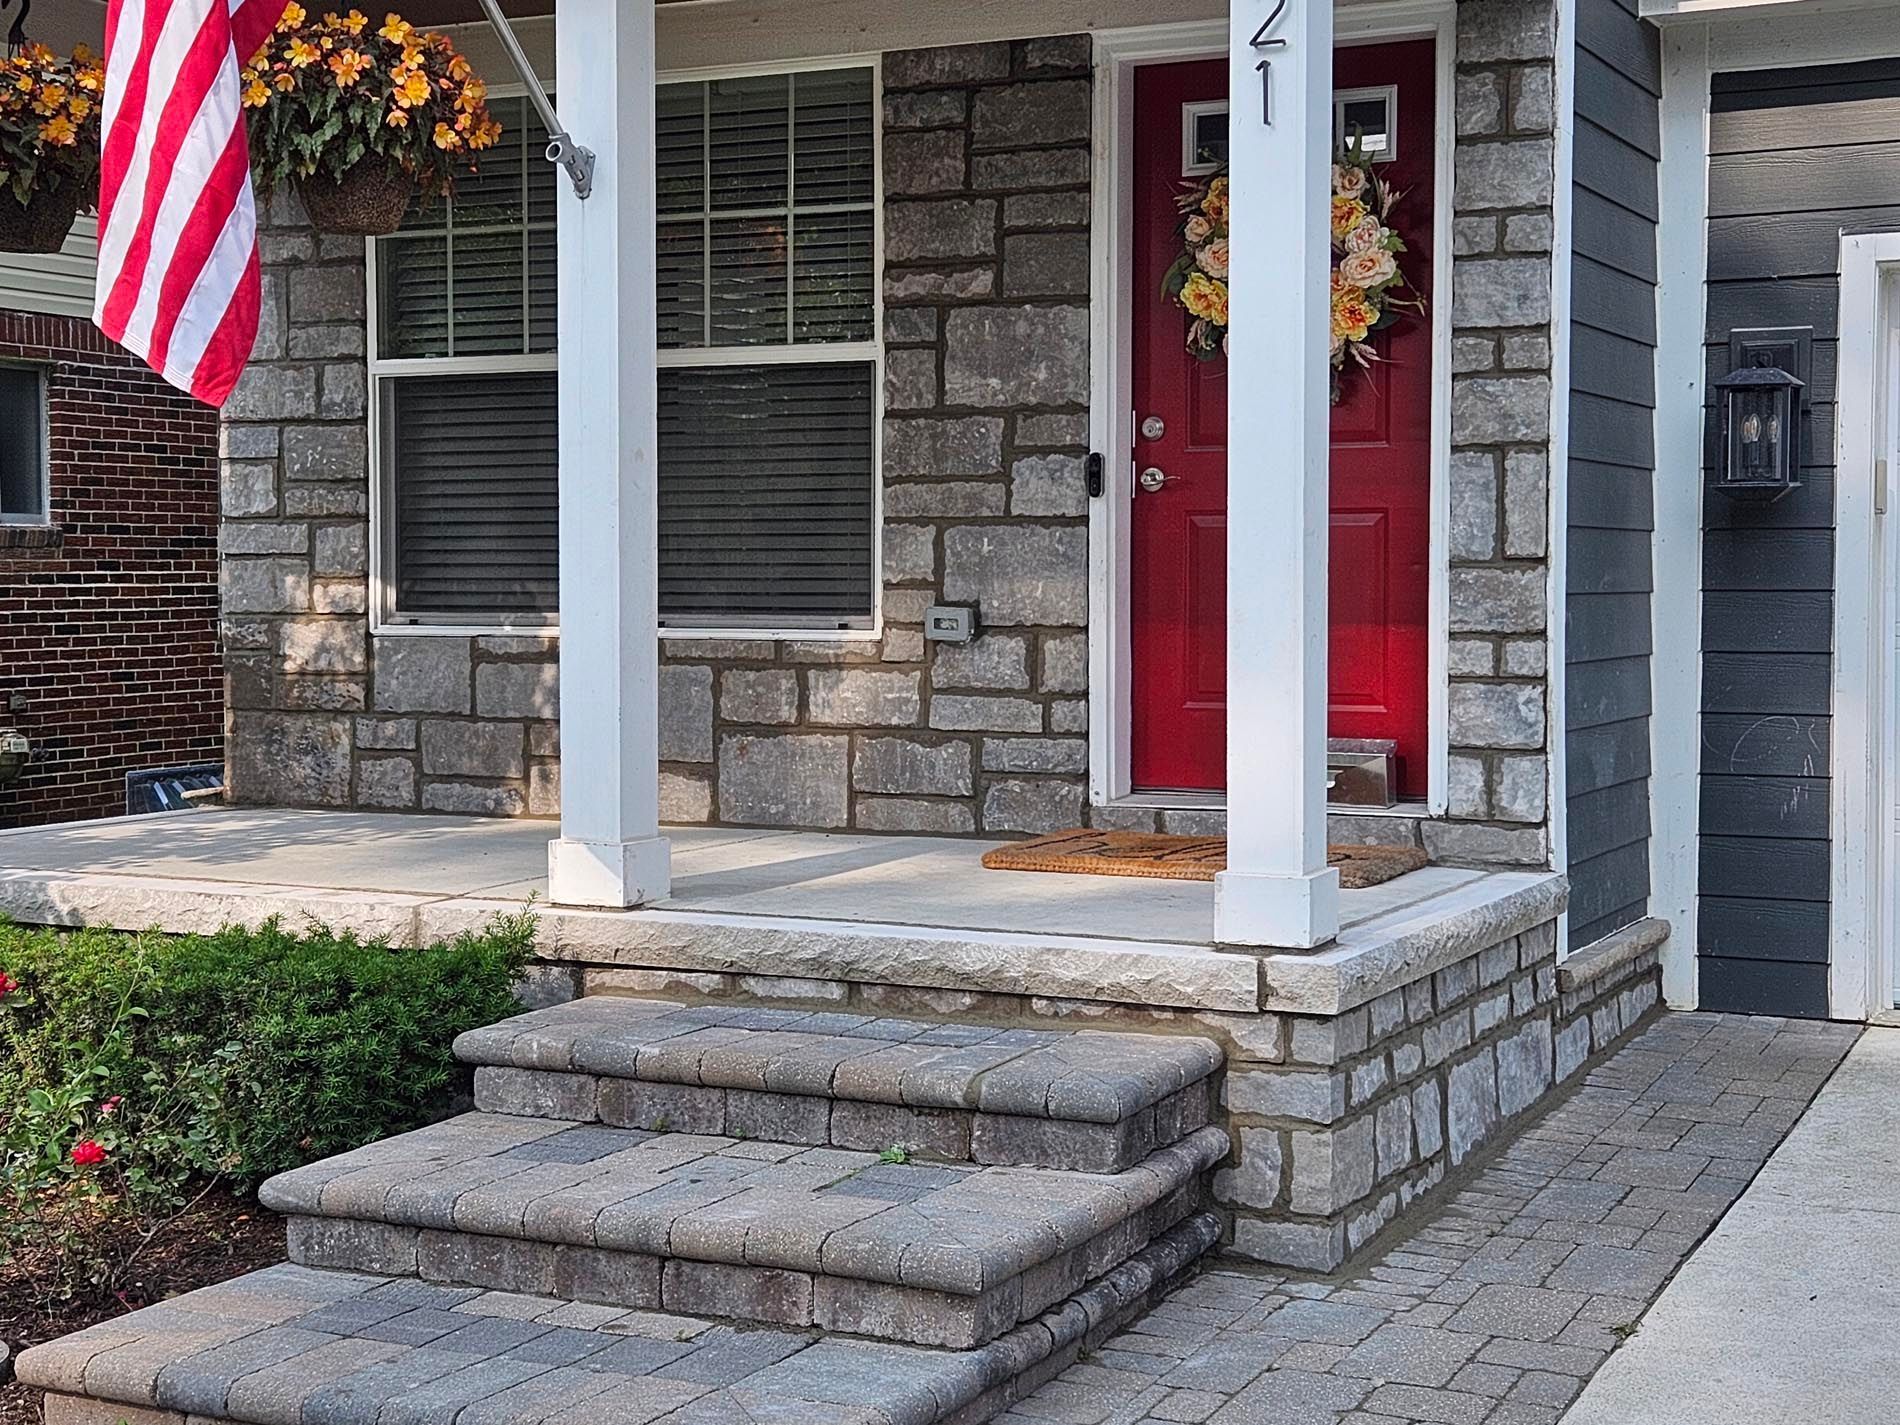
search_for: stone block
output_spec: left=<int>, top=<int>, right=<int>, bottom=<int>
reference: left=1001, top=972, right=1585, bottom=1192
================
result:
left=421, top=782, right=525, bottom=815
left=807, top=669, right=922, bottom=726
left=884, top=42, right=1010, bottom=88
left=1457, top=70, right=1504, bottom=136
left=1050, top=699, right=1088, bottom=732
left=1511, top=64, right=1556, bottom=132
left=527, top=760, right=559, bottom=816
left=1449, top=451, right=1498, bottom=561
left=1291, top=1116, right=1376, bottom=1214
left=1423, top=820, right=1547, bottom=867
left=942, top=525, right=1087, bottom=626
left=319, top=363, right=366, bottom=419
left=886, top=268, right=993, bottom=301
left=882, top=630, right=927, bottom=662
left=225, top=364, right=315, bottom=421
left=1453, top=374, right=1552, bottom=444
left=222, top=423, right=280, bottom=458
left=221, top=521, right=309, bottom=557
left=1232, top=1218, right=1346, bottom=1273
left=885, top=308, right=940, bottom=345
left=1454, top=138, right=1555, bottom=210
left=972, top=81, right=1090, bottom=149
left=476, top=662, right=559, bottom=720
left=1449, top=754, right=1488, bottom=818
left=1228, top=1068, right=1347, bottom=1125
left=1005, top=192, right=1090, bottom=229
left=1037, top=632, right=1088, bottom=695
left=283, top=485, right=365, bottom=516
left=1412, top=1078, right=1444, bottom=1160
left=660, top=664, right=714, bottom=761
left=312, top=523, right=367, bottom=576
left=885, top=421, right=1018, bottom=482
left=660, top=770, right=713, bottom=823
left=1288, top=1010, right=1370, bottom=1066
left=882, top=131, right=966, bottom=194
left=718, top=734, right=850, bottom=827
left=981, top=777, right=1082, bottom=834
left=1002, top=232, right=1090, bottom=298
left=222, top=461, right=279, bottom=516
left=279, top=619, right=366, bottom=675
left=1495, top=754, right=1548, bottom=822
left=887, top=199, right=998, bottom=261
left=853, top=736, right=972, bottom=795
left=884, top=524, right=936, bottom=584
left=720, top=669, right=800, bottom=724
left=1449, top=640, right=1496, bottom=676
left=374, top=637, right=470, bottom=714
left=230, top=712, right=352, bottom=804
left=1374, top=1095, right=1414, bottom=1177
left=1009, top=453, right=1087, bottom=515
left=1458, top=0, right=1557, bottom=62
left=1496, top=1016, right=1553, bottom=1117
left=884, top=482, right=1006, bottom=518
left=1503, top=332, right=1552, bottom=370
left=942, top=306, right=1090, bottom=409
left=662, top=1261, right=814, bottom=1327
left=1213, top=1126, right=1285, bottom=1209
left=421, top=721, right=524, bottom=778
left=289, top=265, right=365, bottom=323
left=929, top=695, right=1042, bottom=732
left=283, top=424, right=367, bottom=481
left=932, top=634, right=1029, bottom=690
left=1454, top=215, right=1500, bottom=257
left=1452, top=257, right=1551, bottom=329
left=1505, top=452, right=1550, bottom=557
left=885, top=90, right=967, bottom=129
left=223, top=557, right=310, bottom=614
left=1449, top=681, right=1544, bottom=749
left=1017, top=412, right=1090, bottom=447
left=355, top=716, right=416, bottom=750
left=855, top=798, right=976, bottom=833
left=1021, top=34, right=1092, bottom=71
left=885, top=348, right=938, bottom=411
left=980, top=737, right=1086, bottom=774
left=290, top=323, right=367, bottom=359
left=1447, top=1049, right=1500, bottom=1165
left=972, top=148, right=1090, bottom=188
left=1453, top=334, right=1498, bottom=372
left=1504, top=213, right=1555, bottom=253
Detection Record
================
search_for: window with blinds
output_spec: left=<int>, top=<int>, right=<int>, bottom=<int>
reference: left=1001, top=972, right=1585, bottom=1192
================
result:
left=0, top=365, right=48, bottom=523
left=371, top=68, right=879, bottom=632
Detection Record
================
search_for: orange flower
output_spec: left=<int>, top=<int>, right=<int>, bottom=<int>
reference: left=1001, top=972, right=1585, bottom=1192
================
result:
left=395, top=68, right=431, bottom=106
left=341, top=8, right=369, bottom=32
left=38, top=113, right=76, bottom=145
left=285, top=38, right=320, bottom=67
left=243, top=75, right=271, bottom=106
left=432, top=120, right=462, bottom=150
left=1331, top=195, right=1368, bottom=243
left=278, top=2, right=307, bottom=31
left=328, top=48, right=371, bottom=85
left=378, top=12, right=411, bottom=42
left=385, top=105, right=410, bottom=128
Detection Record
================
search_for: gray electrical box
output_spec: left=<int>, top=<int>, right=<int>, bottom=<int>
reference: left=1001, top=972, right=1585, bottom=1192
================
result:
left=923, top=605, right=976, bottom=643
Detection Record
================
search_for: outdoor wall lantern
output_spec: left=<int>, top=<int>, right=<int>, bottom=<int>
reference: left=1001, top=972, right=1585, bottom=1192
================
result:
left=1711, top=326, right=1812, bottom=502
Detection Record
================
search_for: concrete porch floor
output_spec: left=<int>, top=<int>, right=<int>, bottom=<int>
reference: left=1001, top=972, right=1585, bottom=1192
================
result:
left=0, top=808, right=1567, bottom=1016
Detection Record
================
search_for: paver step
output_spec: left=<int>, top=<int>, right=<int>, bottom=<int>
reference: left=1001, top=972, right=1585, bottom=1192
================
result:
left=19, top=1216, right=1215, bottom=1425
left=454, top=996, right=1224, bottom=1174
left=258, top=1113, right=1227, bottom=1350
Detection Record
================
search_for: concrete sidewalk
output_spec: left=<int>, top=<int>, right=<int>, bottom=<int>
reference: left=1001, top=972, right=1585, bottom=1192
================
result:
left=1564, top=1026, right=1900, bottom=1425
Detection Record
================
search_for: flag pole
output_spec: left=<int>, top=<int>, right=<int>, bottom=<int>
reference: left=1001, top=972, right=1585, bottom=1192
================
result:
left=475, top=0, right=594, bottom=199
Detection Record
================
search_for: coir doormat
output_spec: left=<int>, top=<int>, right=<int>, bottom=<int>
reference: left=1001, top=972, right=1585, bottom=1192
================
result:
left=980, top=829, right=1429, bottom=888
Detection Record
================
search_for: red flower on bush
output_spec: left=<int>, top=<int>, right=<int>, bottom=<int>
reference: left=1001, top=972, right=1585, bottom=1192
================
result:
left=70, top=1140, right=108, bottom=1167
left=0, top=970, right=17, bottom=998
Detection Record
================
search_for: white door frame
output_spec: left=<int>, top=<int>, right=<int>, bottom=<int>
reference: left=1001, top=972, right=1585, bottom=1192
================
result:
left=1085, top=0, right=1455, bottom=817
left=1834, top=233, right=1900, bottom=1023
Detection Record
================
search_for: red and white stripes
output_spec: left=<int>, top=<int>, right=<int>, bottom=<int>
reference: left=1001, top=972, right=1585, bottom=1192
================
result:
left=93, top=0, right=284, bottom=407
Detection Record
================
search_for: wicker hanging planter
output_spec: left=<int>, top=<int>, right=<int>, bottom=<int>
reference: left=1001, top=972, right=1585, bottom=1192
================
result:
left=0, top=184, right=82, bottom=254
left=295, top=162, right=416, bottom=237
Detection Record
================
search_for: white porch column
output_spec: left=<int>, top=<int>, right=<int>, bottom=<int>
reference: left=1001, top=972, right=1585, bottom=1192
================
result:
left=546, top=0, right=671, bottom=908
left=1214, top=0, right=1339, bottom=949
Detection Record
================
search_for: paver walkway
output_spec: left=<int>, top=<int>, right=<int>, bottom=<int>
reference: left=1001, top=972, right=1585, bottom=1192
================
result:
left=1005, top=1011, right=1861, bottom=1425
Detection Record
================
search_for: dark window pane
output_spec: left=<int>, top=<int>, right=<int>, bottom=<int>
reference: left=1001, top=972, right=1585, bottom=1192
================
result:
left=709, top=216, right=789, bottom=345
left=793, top=68, right=874, bottom=205
left=0, top=366, right=45, bottom=519
left=658, top=361, right=875, bottom=627
left=792, top=208, right=874, bottom=343
left=378, top=234, right=450, bottom=357
left=708, top=74, right=789, bottom=210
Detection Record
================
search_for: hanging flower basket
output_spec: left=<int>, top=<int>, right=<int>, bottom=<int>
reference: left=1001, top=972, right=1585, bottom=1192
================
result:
left=0, top=183, right=81, bottom=253
left=244, top=6, right=500, bottom=236
left=295, top=160, right=415, bottom=236
left=0, top=44, right=103, bottom=255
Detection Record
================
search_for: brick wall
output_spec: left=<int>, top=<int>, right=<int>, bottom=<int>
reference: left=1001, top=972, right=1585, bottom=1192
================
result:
left=0, top=310, right=221, bottom=827
left=222, top=11, right=1569, bottom=865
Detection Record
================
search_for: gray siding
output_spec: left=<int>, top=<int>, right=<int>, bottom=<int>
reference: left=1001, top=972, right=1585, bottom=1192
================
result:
left=1697, top=60, right=1900, bottom=1017
left=1565, top=0, right=1659, bottom=950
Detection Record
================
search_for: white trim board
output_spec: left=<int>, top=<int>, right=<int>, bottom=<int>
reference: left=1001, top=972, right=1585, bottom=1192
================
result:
left=1832, top=231, right=1900, bottom=1022
left=1545, top=0, right=1578, bottom=955
left=1085, top=5, right=1455, bottom=816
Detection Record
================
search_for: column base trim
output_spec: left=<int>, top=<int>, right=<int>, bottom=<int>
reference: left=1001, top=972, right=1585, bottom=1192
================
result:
left=547, top=835, right=672, bottom=909
left=1213, top=866, right=1340, bottom=949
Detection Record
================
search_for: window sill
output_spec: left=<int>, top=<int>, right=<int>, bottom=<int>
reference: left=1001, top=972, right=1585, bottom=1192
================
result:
left=0, top=524, right=61, bottom=555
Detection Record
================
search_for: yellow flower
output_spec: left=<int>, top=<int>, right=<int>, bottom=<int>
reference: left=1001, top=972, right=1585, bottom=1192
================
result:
left=328, top=48, right=371, bottom=85
left=67, top=95, right=91, bottom=121
left=1331, top=196, right=1368, bottom=242
left=273, top=71, right=297, bottom=91
left=378, top=12, right=412, bottom=43
left=1201, top=175, right=1229, bottom=226
left=396, top=68, right=431, bottom=106
left=1330, top=275, right=1374, bottom=344
left=456, top=77, right=485, bottom=111
left=1180, top=271, right=1229, bottom=327
left=39, top=113, right=76, bottom=145
left=448, top=55, right=471, bottom=82
left=432, top=120, right=462, bottom=150
left=243, top=74, right=271, bottom=106
left=278, top=2, right=307, bottom=31
left=285, top=39, right=320, bottom=67
left=385, top=105, right=410, bottom=127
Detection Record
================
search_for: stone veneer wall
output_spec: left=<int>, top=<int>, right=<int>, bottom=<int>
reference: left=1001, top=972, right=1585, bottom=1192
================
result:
left=218, top=3, right=1570, bottom=866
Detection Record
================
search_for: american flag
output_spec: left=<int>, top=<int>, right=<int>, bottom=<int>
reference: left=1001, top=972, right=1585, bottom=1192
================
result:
left=93, top=0, right=287, bottom=407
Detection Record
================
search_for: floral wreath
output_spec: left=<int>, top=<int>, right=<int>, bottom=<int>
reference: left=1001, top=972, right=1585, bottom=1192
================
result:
left=1161, top=137, right=1422, bottom=402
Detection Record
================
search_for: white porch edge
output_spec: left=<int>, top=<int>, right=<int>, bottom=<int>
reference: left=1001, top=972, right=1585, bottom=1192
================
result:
left=547, top=0, right=671, bottom=908
left=1647, top=21, right=1711, bottom=1010
left=1545, top=0, right=1578, bottom=955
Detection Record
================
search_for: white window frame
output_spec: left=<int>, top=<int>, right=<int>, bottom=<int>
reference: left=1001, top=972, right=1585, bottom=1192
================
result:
left=367, top=57, right=886, bottom=642
left=0, top=361, right=51, bottom=527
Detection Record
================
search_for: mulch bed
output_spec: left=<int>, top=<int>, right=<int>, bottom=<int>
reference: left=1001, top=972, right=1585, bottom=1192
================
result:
left=0, top=1190, right=285, bottom=1425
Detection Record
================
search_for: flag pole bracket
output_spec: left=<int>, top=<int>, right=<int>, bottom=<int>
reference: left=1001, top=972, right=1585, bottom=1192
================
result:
left=475, top=0, right=594, bottom=200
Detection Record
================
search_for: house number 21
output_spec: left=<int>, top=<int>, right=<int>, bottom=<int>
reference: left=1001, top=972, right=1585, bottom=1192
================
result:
left=1250, top=0, right=1288, bottom=125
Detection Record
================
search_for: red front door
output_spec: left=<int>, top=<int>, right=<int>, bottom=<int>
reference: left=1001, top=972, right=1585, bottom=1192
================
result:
left=1128, top=42, right=1436, bottom=799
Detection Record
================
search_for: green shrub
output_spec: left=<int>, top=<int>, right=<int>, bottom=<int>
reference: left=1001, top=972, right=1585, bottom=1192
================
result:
left=0, top=912, right=534, bottom=1304
left=1, top=912, right=535, bottom=1182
